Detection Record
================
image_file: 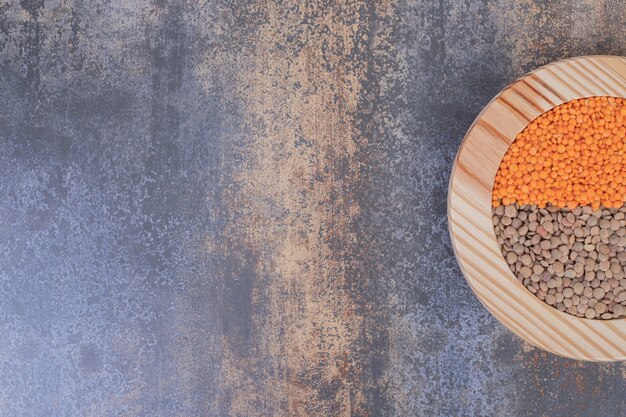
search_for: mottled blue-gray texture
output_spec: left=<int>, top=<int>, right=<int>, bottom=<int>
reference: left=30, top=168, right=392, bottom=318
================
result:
left=0, top=0, right=625, bottom=416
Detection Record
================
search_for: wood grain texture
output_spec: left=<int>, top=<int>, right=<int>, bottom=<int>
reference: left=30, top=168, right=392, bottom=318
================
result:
left=448, top=56, right=626, bottom=361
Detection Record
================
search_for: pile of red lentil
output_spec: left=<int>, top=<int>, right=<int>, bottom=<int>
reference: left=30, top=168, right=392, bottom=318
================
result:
left=493, top=97, right=626, bottom=319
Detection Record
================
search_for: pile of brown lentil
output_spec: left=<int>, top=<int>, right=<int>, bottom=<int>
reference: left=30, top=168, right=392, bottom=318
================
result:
left=493, top=97, right=626, bottom=320
left=493, top=203, right=626, bottom=319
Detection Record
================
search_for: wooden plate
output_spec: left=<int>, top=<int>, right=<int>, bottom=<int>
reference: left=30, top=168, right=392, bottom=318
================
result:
left=448, top=55, right=626, bottom=361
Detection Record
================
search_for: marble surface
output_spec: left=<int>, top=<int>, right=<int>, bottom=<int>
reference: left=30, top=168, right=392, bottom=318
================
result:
left=0, top=1, right=625, bottom=416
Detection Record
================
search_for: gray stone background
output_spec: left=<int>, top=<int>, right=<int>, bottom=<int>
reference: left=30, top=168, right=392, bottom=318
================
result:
left=0, top=0, right=625, bottom=416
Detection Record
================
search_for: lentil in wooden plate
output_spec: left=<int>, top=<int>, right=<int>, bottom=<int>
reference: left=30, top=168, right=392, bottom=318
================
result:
left=492, top=97, right=626, bottom=320
left=448, top=55, right=626, bottom=361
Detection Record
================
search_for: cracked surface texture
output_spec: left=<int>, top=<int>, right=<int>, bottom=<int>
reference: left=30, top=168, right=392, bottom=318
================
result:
left=0, top=1, right=625, bottom=416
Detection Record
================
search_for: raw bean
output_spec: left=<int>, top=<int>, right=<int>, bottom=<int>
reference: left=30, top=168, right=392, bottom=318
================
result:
left=600, top=229, right=611, bottom=241
left=573, top=282, right=584, bottom=295
left=519, top=267, right=532, bottom=279
left=564, top=269, right=576, bottom=279
left=552, top=262, right=564, bottom=273
left=599, top=260, right=611, bottom=271
left=506, top=252, right=517, bottom=264
left=598, top=243, right=610, bottom=254
left=573, top=263, right=584, bottom=275
left=595, top=302, right=607, bottom=314
left=611, top=262, right=622, bottom=274
left=593, top=288, right=606, bottom=300
left=505, top=205, right=517, bottom=218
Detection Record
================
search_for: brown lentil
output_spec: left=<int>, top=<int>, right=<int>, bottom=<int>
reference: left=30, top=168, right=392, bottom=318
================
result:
left=494, top=203, right=626, bottom=319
